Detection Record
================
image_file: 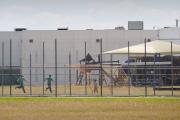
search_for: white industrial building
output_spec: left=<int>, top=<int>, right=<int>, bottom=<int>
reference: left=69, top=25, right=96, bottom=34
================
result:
left=0, top=23, right=180, bottom=85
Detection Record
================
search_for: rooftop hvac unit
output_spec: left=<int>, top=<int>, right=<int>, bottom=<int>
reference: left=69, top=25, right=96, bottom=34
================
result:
left=128, top=21, right=143, bottom=30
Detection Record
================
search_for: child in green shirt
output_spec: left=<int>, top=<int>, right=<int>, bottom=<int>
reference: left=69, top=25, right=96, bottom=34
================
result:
left=44, top=74, right=53, bottom=93
left=15, top=75, right=26, bottom=93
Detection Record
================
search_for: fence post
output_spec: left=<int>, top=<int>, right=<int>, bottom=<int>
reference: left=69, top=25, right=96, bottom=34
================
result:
left=110, top=54, right=113, bottom=96
left=171, top=41, right=174, bottom=96
left=144, top=38, right=147, bottom=96
left=153, top=54, right=156, bottom=96
left=10, top=39, right=12, bottom=96
left=69, top=52, right=72, bottom=96
left=128, top=41, right=130, bottom=96
left=43, top=42, right=45, bottom=96
left=55, top=39, right=58, bottom=97
left=97, top=39, right=103, bottom=96
left=30, top=53, right=32, bottom=95
left=84, top=41, right=87, bottom=96
left=1, top=42, right=4, bottom=96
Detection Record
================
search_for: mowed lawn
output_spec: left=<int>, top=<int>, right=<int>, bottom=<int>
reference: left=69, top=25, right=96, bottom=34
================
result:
left=0, top=97, right=180, bottom=120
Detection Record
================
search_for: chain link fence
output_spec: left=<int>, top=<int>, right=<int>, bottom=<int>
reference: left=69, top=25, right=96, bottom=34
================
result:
left=0, top=39, right=180, bottom=97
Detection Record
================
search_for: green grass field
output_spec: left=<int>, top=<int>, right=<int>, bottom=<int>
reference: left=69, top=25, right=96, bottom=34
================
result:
left=0, top=97, right=180, bottom=120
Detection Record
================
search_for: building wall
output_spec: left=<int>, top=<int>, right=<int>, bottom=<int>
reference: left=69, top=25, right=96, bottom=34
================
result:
left=1, top=27, right=180, bottom=85
left=20, top=30, right=158, bottom=67
left=0, top=32, right=22, bottom=67
left=159, top=27, right=180, bottom=40
left=19, top=30, right=158, bottom=85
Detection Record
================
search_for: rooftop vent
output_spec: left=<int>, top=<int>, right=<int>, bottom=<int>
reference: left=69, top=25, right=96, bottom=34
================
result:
left=14, top=28, right=27, bottom=31
left=86, top=29, right=93, bottom=30
left=115, top=26, right=125, bottom=30
left=164, top=27, right=171, bottom=29
left=176, top=19, right=179, bottom=27
left=57, top=27, right=68, bottom=30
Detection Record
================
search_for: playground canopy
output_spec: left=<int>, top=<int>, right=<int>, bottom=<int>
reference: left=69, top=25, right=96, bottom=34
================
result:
left=104, top=40, right=180, bottom=55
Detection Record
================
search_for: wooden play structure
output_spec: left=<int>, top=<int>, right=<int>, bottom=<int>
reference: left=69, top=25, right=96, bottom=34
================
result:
left=76, top=64, right=128, bottom=86
left=75, top=53, right=128, bottom=87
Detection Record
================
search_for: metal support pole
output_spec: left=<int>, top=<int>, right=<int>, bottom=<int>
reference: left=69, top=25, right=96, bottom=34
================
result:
left=1, top=42, right=4, bottom=96
left=96, top=38, right=103, bottom=96
left=69, top=52, right=72, bottom=96
left=55, top=39, right=58, bottom=97
left=43, top=42, right=45, bottom=96
left=10, top=39, right=12, bottom=96
left=158, top=53, right=161, bottom=87
left=128, top=41, right=130, bottom=96
left=110, top=54, right=113, bottom=96
left=153, top=54, right=156, bottom=96
left=30, top=53, right=32, bottom=95
left=171, top=41, right=174, bottom=96
left=96, top=39, right=103, bottom=96
left=85, top=41, right=87, bottom=96
left=144, top=39, right=147, bottom=96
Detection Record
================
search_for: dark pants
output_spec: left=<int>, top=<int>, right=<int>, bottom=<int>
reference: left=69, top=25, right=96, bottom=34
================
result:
left=46, top=85, right=52, bottom=93
left=15, top=86, right=26, bottom=93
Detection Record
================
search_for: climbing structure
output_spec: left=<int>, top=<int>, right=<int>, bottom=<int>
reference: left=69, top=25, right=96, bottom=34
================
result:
left=76, top=64, right=128, bottom=86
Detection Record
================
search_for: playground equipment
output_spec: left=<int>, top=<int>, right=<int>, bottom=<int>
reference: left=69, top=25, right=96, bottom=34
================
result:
left=76, top=53, right=128, bottom=87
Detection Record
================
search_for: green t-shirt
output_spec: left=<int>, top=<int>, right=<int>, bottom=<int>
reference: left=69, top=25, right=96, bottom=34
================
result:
left=47, top=77, right=53, bottom=85
left=18, top=77, right=25, bottom=87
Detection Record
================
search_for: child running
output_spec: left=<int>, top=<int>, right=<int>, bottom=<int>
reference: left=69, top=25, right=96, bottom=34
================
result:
left=15, top=75, right=26, bottom=93
left=44, top=74, right=53, bottom=93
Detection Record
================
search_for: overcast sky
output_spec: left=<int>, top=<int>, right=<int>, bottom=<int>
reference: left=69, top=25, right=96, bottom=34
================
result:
left=0, top=0, right=180, bottom=31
